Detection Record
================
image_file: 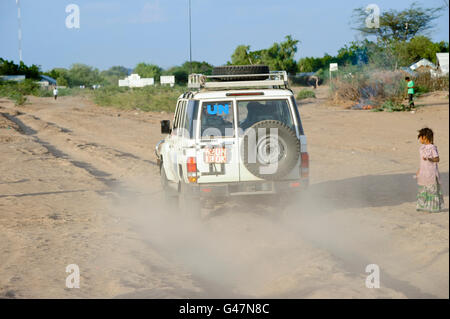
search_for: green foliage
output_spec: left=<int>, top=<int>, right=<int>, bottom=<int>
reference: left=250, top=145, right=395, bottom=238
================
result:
left=394, top=36, right=449, bottom=66
left=262, top=35, right=299, bottom=74
left=33, top=88, right=53, bottom=97
left=230, top=45, right=252, bottom=65
left=66, top=63, right=103, bottom=87
left=228, top=35, right=299, bottom=74
left=92, top=85, right=185, bottom=112
left=182, top=61, right=214, bottom=75
left=57, top=87, right=90, bottom=97
left=0, top=58, right=41, bottom=79
left=299, top=36, right=449, bottom=74
left=297, top=90, right=316, bottom=100
left=163, top=66, right=188, bottom=84
left=0, top=79, right=48, bottom=105
left=56, top=76, right=68, bottom=86
left=10, top=92, right=27, bottom=105
left=352, top=2, right=444, bottom=42
left=43, top=68, right=68, bottom=83
left=100, top=66, right=129, bottom=86
left=133, top=63, right=162, bottom=81
left=378, top=100, right=406, bottom=112
left=162, top=61, right=213, bottom=84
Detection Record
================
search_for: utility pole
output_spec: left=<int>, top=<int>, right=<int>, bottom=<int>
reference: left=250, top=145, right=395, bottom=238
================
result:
left=16, top=0, right=22, bottom=63
left=189, top=0, right=192, bottom=75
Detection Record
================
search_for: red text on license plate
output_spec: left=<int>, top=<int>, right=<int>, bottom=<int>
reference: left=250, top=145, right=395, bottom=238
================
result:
left=204, top=148, right=227, bottom=163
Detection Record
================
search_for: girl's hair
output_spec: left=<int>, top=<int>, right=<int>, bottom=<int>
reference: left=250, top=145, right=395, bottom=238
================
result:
left=418, top=127, right=434, bottom=143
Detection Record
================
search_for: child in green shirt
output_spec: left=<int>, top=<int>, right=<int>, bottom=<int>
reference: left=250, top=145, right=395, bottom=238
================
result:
left=405, top=77, right=415, bottom=109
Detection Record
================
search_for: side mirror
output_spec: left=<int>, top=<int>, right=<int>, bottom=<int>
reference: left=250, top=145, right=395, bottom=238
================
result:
left=161, top=120, right=171, bottom=134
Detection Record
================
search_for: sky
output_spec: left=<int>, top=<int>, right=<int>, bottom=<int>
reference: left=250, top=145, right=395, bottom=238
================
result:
left=1, top=0, right=449, bottom=71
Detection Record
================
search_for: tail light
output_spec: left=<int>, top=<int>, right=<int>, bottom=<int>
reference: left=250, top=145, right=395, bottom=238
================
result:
left=187, top=157, right=197, bottom=172
left=300, top=152, right=309, bottom=178
left=187, top=157, right=197, bottom=183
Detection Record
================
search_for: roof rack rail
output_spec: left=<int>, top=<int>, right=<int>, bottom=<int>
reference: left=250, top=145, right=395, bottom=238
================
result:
left=188, top=71, right=289, bottom=90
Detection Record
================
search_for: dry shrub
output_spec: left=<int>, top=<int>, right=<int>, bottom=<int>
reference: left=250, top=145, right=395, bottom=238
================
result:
left=415, top=72, right=449, bottom=92
left=330, top=69, right=405, bottom=107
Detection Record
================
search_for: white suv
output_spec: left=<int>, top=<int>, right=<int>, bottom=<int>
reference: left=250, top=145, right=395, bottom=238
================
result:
left=155, top=65, right=309, bottom=213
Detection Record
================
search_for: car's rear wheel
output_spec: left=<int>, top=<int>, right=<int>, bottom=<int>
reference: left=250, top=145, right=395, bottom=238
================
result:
left=212, top=65, right=270, bottom=81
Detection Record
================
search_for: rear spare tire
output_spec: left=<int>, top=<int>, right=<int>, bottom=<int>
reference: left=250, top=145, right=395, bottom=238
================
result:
left=241, top=120, right=300, bottom=180
left=212, top=65, right=269, bottom=81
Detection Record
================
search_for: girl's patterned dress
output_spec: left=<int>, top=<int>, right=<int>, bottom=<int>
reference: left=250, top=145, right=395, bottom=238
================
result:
left=416, top=144, right=444, bottom=212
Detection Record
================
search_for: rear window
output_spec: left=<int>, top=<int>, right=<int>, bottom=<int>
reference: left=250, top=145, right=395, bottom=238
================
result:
left=237, top=99, right=295, bottom=132
left=200, top=101, right=234, bottom=138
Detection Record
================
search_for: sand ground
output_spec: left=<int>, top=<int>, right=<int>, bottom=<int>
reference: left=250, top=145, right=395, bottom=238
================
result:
left=0, top=87, right=448, bottom=298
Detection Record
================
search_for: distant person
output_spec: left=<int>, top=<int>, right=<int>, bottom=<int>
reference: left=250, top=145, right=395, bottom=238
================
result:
left=53, top=87, right=58, bottom=100
left=415, top=128, right=444, bottom=213
left=405, top=77, right=415, bottom=109
left=308, top=75, right=319, bottom=89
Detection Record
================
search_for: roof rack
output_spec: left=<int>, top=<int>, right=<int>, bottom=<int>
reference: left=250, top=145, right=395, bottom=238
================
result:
left=188, top=71, right=289, bottom=90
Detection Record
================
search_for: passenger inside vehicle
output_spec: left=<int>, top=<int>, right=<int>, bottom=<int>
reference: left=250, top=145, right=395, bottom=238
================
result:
left=238, top=100, right=295, bottom=132
left=200, top=102, right=233, bottom=138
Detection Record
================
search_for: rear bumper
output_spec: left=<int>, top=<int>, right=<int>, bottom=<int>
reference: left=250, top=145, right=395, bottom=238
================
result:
left=185, top=179, right=309, bottom=198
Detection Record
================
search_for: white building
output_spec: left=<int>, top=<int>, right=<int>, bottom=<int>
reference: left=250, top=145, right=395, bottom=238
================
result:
left=436, top=53, right=449, bottom=75
left=409, top=58, right=436, bottom=71
left=118, top=73, right=154, bottom=88
left=160, top=75, right=175, bottom=87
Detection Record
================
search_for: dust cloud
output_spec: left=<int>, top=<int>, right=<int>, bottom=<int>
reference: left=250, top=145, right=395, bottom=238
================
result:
left=106, top=178, right=416, bottom=298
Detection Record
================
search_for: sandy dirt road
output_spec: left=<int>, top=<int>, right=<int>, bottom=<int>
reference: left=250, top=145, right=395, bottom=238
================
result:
left=0, top=87, right=448, bottom=298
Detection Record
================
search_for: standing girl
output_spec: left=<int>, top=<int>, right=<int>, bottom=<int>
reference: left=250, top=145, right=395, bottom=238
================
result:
left=416, top=128, right=444, bottom=213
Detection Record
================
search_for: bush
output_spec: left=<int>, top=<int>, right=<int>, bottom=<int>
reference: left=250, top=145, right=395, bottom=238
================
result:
left=57, top=87, right=90, bottom=97
left=0, top=79, right=56, bottom=104
left=57, top=76, right=68, bottom=86
left=329, top=66, right=406, bottom=107
left=297, top=90, right=316, bottom=100
left=10, top=92, right=27, bottom=106
left=376, top=100, right=406, bottom=112
left=92, top=85, right=186, bottom=112
left=414, top=72, right=449, bottom=93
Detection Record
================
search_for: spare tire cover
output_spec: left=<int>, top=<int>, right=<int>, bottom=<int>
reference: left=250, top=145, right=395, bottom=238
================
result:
left=212, top=65, right=270, bottom=81
left=240, top=120, right=300, bottom=180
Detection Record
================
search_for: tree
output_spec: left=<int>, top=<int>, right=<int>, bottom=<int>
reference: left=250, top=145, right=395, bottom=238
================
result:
left=261, top=35, right=299, bottom=74
left=228, top=35, right=300, bottom=74
left=0, top=58, right=41, bottom=79
left=336, top=41, right=370, bottom=66
left=394, top=36, right=449, bottom=66
left=162, top=61, right=213, bottom=84
left=163, top=66, right=188, bottom=83
left=66, top=63, right=103, bottom=87
left=44, top=68, right=69, bottom=82
left=181, top=61, right=214, bottom=75
left=298, top=57, right=323, bottom=72
left=101, top=66, right=129, bottom=85
left=229, top=45, right=252, bottom=65
left=56, top=76, right=68, bottom=86
left=353, top=2, right=444, bottom=42
left=133, top=63, right=162, bottom=81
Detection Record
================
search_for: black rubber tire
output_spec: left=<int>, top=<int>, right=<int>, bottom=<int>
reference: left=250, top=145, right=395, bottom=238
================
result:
left=241, top=120, right=300, bottom=180
left=212, top=65, right=270, bottom=81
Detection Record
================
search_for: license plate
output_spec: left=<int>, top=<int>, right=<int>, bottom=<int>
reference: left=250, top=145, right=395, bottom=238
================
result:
left=204, top=147, right=227, bottom=163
